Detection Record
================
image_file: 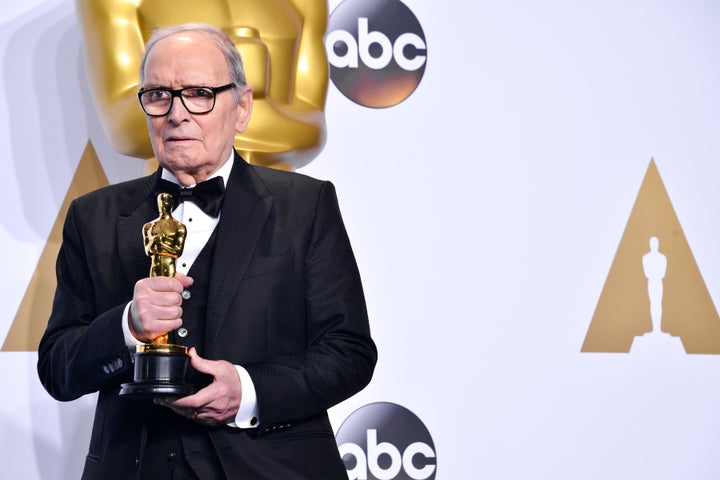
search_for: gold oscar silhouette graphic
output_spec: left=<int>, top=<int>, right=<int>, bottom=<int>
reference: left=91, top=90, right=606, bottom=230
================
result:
left=120, top=193, right=193, bottom=396
left=3, top=0, right=329, bottom=352
left=582, top=159, right=720, bottom=354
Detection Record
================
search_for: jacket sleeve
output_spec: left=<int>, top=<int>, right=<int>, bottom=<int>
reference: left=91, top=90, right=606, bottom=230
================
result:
left=244, top=181, right=377, bottom=430
left=37, top=200, right=134, bottom=401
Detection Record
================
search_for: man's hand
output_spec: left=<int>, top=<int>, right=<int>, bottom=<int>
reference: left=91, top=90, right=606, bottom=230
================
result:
left=155, top=348, right=243, bottom=426
left=129, top=273, right=194, bottom=343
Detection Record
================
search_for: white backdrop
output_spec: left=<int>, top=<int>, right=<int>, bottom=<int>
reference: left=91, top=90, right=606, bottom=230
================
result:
left=2, top=0, right=720, bottom=478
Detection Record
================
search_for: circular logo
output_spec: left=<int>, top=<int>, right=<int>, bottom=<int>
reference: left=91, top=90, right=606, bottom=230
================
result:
left=336, top=402, right=437, bottom=480
left=326, top=0, right=428, bottom=108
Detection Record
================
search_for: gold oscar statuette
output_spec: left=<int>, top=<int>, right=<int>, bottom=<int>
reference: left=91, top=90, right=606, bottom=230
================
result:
left=120, top=193, right=195, bottom=397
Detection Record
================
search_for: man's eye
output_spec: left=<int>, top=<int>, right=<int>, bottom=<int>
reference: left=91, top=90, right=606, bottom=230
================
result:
left=146, top=90, right=170, bottom=102
left=184, top=88, right=213, bottom=98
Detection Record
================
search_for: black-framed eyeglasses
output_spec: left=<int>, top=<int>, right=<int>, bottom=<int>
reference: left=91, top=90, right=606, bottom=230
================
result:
left=137, top=83, right=235, bottom=117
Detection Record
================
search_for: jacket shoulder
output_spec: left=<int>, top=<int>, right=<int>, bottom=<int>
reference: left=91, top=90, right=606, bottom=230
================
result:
left=248, top=164, right=326, bottom=192
left=71, top=175, right=156, bottom=216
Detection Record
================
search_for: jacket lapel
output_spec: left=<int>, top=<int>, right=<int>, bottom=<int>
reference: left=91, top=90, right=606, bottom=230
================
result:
left=205, top=154, right=273, bottom=352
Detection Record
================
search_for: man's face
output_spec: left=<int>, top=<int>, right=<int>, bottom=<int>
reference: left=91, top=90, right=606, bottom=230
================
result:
left=142, top=32, right=252, bottom=183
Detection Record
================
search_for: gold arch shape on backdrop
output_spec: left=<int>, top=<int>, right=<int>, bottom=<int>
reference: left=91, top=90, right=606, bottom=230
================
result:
left=2, top=0, right=329, bottom=351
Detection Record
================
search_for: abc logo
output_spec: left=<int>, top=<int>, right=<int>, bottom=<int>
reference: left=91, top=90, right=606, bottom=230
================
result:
left=336, top=402, right=437, bottom=480
left=326, top=0, right=427, bottom=108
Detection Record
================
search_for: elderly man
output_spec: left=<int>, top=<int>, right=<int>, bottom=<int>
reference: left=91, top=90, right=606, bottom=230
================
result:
left=38, top=23, right=376, bottom=479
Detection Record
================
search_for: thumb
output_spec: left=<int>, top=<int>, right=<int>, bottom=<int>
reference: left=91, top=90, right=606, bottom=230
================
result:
left=188, top=347, right=214, bottom=375
left=175, top=272, right=195, bottom=289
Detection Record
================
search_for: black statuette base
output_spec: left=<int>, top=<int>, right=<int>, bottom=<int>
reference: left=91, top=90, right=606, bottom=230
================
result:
left=119, top=344, right=195, bottom=397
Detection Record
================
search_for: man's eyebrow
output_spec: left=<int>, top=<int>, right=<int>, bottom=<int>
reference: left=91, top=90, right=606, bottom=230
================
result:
left=140, top=83, right=214, bottom=90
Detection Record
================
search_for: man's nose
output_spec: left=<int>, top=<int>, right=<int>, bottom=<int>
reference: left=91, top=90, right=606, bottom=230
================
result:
left=167, top=95, right=190, bottom=122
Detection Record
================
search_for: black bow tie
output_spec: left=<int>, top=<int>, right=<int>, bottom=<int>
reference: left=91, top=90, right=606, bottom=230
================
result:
left=157, top=177, right=226, bottom=218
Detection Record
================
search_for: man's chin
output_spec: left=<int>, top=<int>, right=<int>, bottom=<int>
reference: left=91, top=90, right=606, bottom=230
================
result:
left=157, top=150, right=200, bottom=168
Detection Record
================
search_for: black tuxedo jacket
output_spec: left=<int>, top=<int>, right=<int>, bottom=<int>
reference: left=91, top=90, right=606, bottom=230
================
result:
left=37, top=152, right=377, bottom=479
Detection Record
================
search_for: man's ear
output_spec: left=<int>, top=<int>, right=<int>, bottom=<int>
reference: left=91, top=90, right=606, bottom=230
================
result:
left=235, top=86, right=254, bottom=133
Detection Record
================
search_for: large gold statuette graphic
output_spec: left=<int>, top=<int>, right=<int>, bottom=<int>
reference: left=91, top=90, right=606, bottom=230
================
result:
left=76, top=0, right=329, bottom=171
left=120, top=193, right=194, bottom=397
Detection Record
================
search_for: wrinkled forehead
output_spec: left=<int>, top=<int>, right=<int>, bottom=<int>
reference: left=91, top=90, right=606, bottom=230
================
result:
left=143, top=32, right=228, bottom=87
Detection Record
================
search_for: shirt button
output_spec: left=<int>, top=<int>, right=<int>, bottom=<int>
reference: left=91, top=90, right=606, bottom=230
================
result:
left=178, top=328, right=188, bottom=338
left=181, top=290, right=191, bottom=300
left=168, top=452, right=177, bottom=461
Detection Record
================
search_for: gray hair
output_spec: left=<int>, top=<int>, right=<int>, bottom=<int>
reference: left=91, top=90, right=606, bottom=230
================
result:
left=139, top=23, right=247, bottom=101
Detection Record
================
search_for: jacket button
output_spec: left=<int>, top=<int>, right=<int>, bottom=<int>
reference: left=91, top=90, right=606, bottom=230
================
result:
left=178, top=328, right=188, bottom=338
left=168, top=452, right=177, bottom=461
left=181, top=290, right=191, bottom=300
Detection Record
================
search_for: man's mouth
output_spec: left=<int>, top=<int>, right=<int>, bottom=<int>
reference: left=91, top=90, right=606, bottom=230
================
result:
left=165, top=136, right=196, bottom=143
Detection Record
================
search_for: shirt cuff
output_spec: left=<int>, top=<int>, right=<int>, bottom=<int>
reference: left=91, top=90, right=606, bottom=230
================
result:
left=227, top=365, right=259, bottom=429
left=121, top=302, right=143, bottom=348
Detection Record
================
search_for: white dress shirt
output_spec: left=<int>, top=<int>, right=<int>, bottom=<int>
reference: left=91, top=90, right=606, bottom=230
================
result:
left=121, top=151, right=258, bottom=428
